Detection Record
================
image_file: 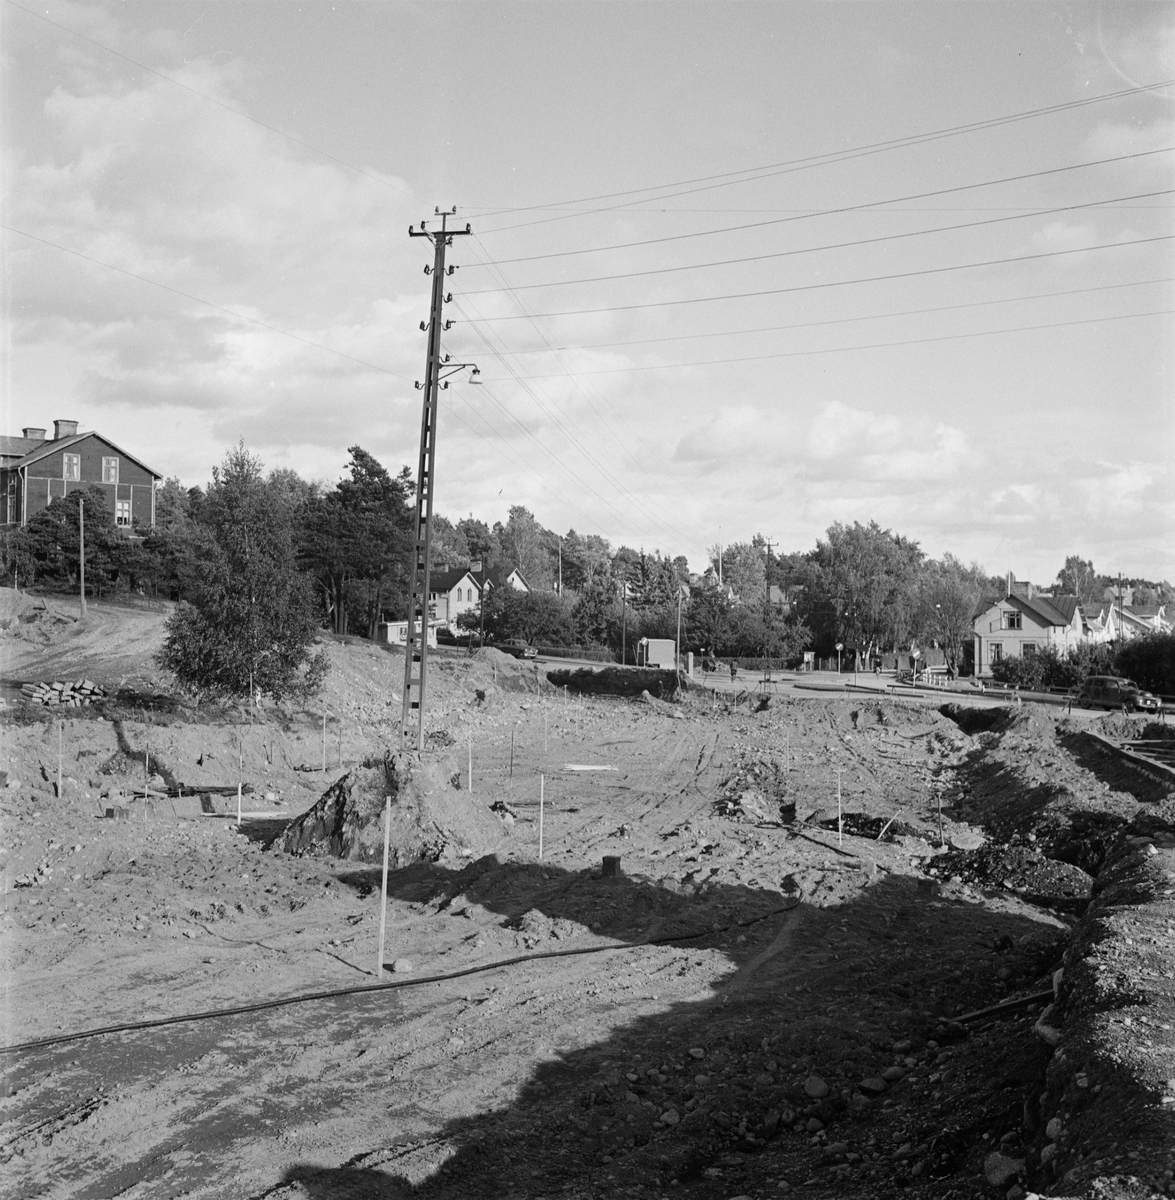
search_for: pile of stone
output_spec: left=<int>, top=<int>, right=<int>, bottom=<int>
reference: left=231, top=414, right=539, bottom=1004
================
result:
left=20, top=679, right=107, bottom=707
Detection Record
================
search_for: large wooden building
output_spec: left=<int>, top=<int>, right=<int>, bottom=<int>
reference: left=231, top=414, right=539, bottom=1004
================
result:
left=1, top=419, right=163, bottom=529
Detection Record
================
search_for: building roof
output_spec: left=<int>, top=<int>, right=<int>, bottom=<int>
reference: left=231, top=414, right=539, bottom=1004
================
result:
left=7, top=431, right=163, bottom=480
left=484, top=566, right=529, bottom=591
left=429, top=567, right=476, bottom=593
left=1011, top=593, right=1075, bottom=628
left=0, top=435, right=48, bottom=463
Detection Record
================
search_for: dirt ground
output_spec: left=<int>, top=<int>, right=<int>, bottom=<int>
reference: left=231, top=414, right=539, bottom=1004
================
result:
left=1, top=595, right=1173, bottom=1200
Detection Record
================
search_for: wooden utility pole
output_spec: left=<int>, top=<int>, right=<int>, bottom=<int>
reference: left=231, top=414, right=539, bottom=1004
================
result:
left=401, top=209, right=472, bottom=753
left=77, top=494, right=87, bottom=618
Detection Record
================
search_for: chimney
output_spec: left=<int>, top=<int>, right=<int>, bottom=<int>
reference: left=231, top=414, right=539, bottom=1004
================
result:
left=22, top=427, right=46, bottom=440
left=53, top=419, right=79, bottom=441
left=1006, top=571, right=1013, bottom=597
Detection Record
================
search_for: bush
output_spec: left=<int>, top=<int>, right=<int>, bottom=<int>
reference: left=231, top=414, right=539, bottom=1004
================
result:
left=1116, top=632, right=1175, bottom=696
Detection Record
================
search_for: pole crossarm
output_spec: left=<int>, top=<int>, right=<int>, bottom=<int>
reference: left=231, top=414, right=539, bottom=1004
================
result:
left=400, top=209, right=473, bottom=754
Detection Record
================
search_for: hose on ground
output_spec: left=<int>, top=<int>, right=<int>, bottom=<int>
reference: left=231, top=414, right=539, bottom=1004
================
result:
left=1, top=895, right=804, bottom=1056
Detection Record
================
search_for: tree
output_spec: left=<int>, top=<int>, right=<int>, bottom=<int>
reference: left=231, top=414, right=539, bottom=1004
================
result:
left=919, top=554, right=985, bottom=674
left=460, top=586, right=574, bottom=646
left=498, top=506, right=555, bottom=589
left=158, top=444, right=327, bottom=701
left=1055, top=555, right=1099, bottom=605
left=301, top=448, right=412, bottom=636
left=721, top=542, right=767, bottom=605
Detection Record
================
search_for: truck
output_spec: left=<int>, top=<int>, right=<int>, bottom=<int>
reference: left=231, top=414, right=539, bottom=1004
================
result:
left=636, top=637, right=676, bottom=669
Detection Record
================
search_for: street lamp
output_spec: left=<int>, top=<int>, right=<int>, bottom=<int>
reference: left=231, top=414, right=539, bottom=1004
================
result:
left=835, top=641, right=843, bottom=675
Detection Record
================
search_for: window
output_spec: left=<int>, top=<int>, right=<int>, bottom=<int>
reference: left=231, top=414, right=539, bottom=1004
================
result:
left=1022, top=643, right=1037, bottom=657
left=990, top=643, right=1003, bottom=665
left=1003, top=610, right=1022, bottom=630
left=102, top=456, right=119, bottom=484
left=115, top=500, right=131, bottom=527
left=456, top=588, right=463, bottom=602
left=63, top=453, right=80, bottom=481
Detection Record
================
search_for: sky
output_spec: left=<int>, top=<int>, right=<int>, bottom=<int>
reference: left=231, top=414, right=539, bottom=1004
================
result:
left=3, top=0, right=1173, bottom=583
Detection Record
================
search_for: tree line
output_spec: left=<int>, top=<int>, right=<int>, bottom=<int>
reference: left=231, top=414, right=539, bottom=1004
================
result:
left=2, top=442, right=1171, bottom=698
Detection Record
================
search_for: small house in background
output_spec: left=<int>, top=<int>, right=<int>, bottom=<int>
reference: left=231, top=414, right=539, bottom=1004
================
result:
left=427, top=567, right=480, bottom=629
left=0, top=419, right=162, bottom=529
left=972, top=579, right=1085, bottom=676
left=483, top=566, right=530, bottom=595
left=637, top=637, right=676, bottom=668
left=377, top=619, right=438, bottom=649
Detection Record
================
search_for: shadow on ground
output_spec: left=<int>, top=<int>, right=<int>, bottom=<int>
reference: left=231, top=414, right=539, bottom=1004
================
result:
left=265, top=853, right=1062, bottom=1200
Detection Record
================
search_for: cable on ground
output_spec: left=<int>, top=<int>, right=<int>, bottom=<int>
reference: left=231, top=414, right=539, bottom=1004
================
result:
left=0, top=896, right=803, bottom=1056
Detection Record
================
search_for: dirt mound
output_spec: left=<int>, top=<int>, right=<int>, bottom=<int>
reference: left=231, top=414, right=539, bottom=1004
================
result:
left=279, top=752, right=508, bottom=867
left=0, top=592, right=78, bottom=644
left=547, top=665, right=679, bottom=698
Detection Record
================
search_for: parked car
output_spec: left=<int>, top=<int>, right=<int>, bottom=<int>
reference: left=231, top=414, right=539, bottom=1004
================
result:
left=497, top=643, right=538, bottom=660
left=1076, top=675, right=1162, bottom=713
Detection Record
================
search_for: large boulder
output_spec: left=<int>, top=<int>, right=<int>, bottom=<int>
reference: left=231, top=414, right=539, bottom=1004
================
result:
left=280, top=752, right=506, bottom=866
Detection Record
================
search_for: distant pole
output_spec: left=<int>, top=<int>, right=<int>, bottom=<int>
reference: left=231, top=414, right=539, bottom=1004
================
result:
left=77, top=494, right=87, bottom=618
left=676, top=586, right=683, bottom=673
left=558, top=538, right=562, bottom=596
left=621, top=583, right=627, bottom=665
left=539, top=774, right=545, bottom=860
left=376, top=796, right=391, bottom=977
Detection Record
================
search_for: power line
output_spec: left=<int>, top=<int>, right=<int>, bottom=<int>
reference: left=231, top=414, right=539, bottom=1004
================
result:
left=473, top=78, right=1175, bottom=231
left=470, top=146, right=1174, bottom=269
left=451, top=294, right=711, bottom=556
left=469, top=276, right=1175, bottom=357
left=478, top=307, right=1174, bottom=380
left=6, top=1, right=416, bottom=200
left=463, top=183, right=1174, bottom=294
left=463, top=234, right=702, bottom=542
left=462, top=234, right=1175, bottom=322
left=3, top=224, right=413, bottom=380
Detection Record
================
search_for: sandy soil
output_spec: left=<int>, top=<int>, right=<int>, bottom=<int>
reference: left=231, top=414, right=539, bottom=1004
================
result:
left=1, top=596, right=1172, bottom=1200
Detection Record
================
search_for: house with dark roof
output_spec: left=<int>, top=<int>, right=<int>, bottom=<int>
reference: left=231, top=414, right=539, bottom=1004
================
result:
left=1, top=419, right=162, bottom=529
left=972, top=582, right=1086, bottom=676
left=427, top=567, right=480, bottom=628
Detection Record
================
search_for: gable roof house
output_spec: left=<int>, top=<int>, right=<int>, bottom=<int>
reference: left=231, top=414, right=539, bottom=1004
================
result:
left=1097, top=602, right=1172, bottom=642
left=972, top=583, right=1086, bottom=677
left=1, top=419, right=162, bottom=530
left=482, top=566, right=530, bottom=595
left=427, top=568, right=480, bottom=629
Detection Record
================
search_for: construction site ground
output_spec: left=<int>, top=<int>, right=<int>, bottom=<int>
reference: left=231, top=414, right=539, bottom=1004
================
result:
left=1, top=592, right=1173, bottom=1200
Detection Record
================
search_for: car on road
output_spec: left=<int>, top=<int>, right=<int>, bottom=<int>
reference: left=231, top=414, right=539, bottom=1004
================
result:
left=498, top=643, right=538, bottom=660
left=1076, top=675, right=1162, bottom=713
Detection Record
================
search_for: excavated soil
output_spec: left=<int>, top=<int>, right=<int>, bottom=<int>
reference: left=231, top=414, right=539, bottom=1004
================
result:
left=2, top=599, right=1173, bottom=1200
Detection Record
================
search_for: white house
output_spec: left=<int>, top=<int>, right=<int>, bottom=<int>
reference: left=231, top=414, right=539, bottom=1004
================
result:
left=428, top=568, right=481, bottom=629
left=377, top=620, right=438, bottom=649
left=972, top=586, right=1085, bottom=677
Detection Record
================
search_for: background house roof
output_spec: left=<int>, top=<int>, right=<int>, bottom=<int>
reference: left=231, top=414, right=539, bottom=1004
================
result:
left=11, top=431, right=163, bottom=479
left=0, top=435, right=48, bottom=464
left=429, top=567, right=475, bottom=594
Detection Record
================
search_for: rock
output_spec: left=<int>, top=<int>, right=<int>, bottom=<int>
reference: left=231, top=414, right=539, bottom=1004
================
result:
left=892, top=1143, right=912, bottom=1161
left=824, top=1142, right=848, bottom=1156
left=949, top=830, right=986, bottom=851
left=659, top=1109, right=680, bottom=1126
left=805, top=1117, right=824, bottom=1133
left=881, top=1066, right=905, bottom=1082
left=1006, top=1186, right=1025, bottom=1200
left=711, top=1111, right=732, bottom=1130
left=804, top=1076, right=830, bottom=1099
left=689, top=1046, right=706, bottom=1059
left=1045, top=1117, right=1063, bottom=1141
left=390, top=958, right=414, bottom=974
left=1040, top=1143, right=1056, bottom=1166
left=858, top=1076, right=888, bottom=1095
left=892, top=1039, right=912, bottom=1054
left=984, top=1151, right=1025, bottom=1188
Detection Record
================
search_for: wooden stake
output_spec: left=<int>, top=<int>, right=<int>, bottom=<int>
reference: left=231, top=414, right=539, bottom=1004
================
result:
left=509, top=729, right=515, bottom=779
left=468, top=734, right=472, bottom=793
left=57, top=722, right=63, bottom=799
left=539, top=773, right=544, bottom=860
left=376, top=796, right=391, bottom=978
left=544, top=712, right=548, bottom=754
left=322, top=713, right=327, bottom=773
left=338, top=718, right=343, bottom=769
left=937, top=789, right=944, bottom=847
left=786, top=729, right=790, bottom=772
left=145, top=744, right=150, bottom=784
left=837, top=766, right=842, bottom=847
left=237, top=781, right=242, bottom=828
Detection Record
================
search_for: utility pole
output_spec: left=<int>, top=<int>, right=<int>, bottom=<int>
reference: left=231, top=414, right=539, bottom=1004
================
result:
left=763, top=538, right=777, bottom=610
left=400, top=208, right=472, bottom=753
left=621, top=579, right=628, bottom=665
left=557, top=537, right=562, bottom=596
left=77, top=493, right=87, bottom=618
